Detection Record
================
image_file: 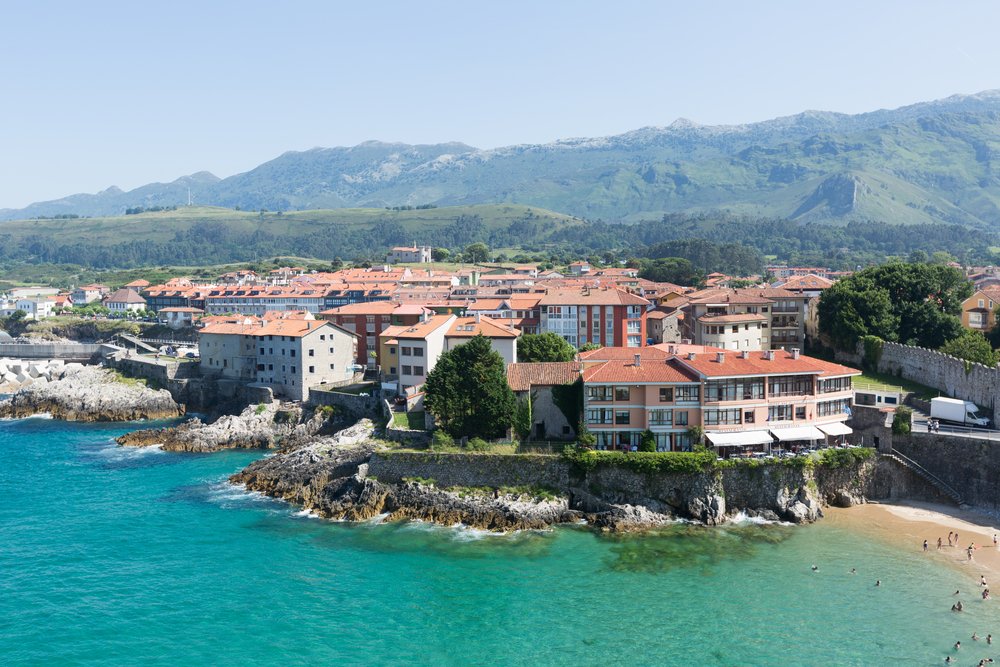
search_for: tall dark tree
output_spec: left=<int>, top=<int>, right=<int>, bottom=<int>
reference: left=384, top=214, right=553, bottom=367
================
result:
left=424, top=335, right=515, bottom=438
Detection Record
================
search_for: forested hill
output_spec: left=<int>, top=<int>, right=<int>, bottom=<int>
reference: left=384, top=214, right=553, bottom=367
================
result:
left=9, top=90, right=1000, bottom=226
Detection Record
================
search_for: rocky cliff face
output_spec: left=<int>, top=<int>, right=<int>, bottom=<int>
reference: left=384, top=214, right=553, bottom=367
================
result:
left=0, top=365, right=181, bottom=422
left=117, top=402, right=328, bottom=452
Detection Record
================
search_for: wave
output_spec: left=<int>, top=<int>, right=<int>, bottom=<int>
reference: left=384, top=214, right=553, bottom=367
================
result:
left=729, top=510, right=793, bottom=526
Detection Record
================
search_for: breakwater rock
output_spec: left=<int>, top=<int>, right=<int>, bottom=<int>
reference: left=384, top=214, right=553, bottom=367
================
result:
left=117, top=403, right=332, bottom=452
left=0, top=365, right=182, bottom=421
left=0, top=358, right=81, bottom=394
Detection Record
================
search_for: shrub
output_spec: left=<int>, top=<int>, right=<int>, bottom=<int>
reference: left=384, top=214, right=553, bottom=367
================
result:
left=562, top=449, right=716, bottom=475
left=818, top=447, right=876, bottom=467
left=273, top=410, right=296, bottom=424
left=891, top=406, right=912, bottom=435
left=430, top=430, right=455, bottom=451
left=254, top=403, right=267, bottom=415
left=465, top=437, right=491, bottom=452
left=639, top=429, right=656, bottom=453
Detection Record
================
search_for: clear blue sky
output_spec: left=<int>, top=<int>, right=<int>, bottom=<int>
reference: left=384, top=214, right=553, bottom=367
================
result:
left=3, top=0, right=1000, bottom=208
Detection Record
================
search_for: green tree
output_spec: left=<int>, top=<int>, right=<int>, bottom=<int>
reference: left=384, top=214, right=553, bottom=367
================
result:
left=423, top=335, right=515, bottom=438
left=464, top=242, right=490, bottom=263
left=940, top=329, right=1000, bottom=367
left=329, top=257, right=344, bottom=271
left=639, top=429, right=657, bottom=452
left=432, top=247, right=451, bottom=262
left=818, top=261, right=970, bottom=350
left=512, top=395, right=532, bottom=441
left=517, top=332, right=577, bottom=362
left=579, top=342, right=602, bottom=352
left=637, top=257, right=703, bottom=286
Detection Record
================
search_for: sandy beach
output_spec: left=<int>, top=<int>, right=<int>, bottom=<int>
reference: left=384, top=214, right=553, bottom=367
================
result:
left=828, top=501, right=1000, bottom=583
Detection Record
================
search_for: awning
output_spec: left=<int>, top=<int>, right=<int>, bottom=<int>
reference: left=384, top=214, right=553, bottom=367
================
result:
left=770, top=426, right=826, bottom=442
left=706, top=430, right=775, bottom=447
left=817, top=422, right=853, bottom=436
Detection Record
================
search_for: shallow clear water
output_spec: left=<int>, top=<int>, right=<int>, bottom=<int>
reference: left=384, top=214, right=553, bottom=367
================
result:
left=2, top=418, right=997, bottom=666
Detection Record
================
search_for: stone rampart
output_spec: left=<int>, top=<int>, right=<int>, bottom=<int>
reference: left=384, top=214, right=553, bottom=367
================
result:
left=368, top=452, right=571, bottom=490
left=872, top=341, right=1000, bottom=422
left=892, top=432, right=1000, bottom=511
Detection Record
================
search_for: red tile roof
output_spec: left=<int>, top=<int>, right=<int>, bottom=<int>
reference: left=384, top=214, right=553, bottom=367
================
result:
left=582, top=357, right=699, bottom=384
left=506, top=362, right=581, bottom=391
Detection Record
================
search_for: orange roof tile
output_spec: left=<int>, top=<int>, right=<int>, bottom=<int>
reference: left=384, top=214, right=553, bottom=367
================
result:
left=447, top=316, right=520, bottom=339
left=507, top=362, right=581, bottom=391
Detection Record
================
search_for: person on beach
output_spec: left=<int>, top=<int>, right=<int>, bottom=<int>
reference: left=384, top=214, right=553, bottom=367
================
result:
left=938, top=537, right=943, bottom=549
left=949, top=531, right=954, bottom=547
left=969, top=546, right=975, bottom=561
left=924, top=539, right=929, bottom=551
left=981, top=575, right=987, bottom=587
left=983, top=589, right=990, bottom=600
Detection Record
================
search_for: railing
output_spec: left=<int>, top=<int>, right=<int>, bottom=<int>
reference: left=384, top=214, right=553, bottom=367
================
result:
left=882, top=448, right=965, bottom=506
left=853, top=382, right=903, bottom=394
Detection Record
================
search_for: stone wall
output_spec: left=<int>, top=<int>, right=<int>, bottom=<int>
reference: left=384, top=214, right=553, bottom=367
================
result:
left=368, top=451, right=880, bottom=521
left=893, top=432, right=1000, bottom=511
left=867, top=341, right=1000, bottom=423
left=0, top=342, right=104, bottom=360
left=368, top=452, right=571, bottom=490
left=308, top=387, right=381, bottom=422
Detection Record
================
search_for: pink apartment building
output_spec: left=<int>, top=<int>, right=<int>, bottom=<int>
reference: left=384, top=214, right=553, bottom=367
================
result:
left=580, top=345, right=859, bottom=453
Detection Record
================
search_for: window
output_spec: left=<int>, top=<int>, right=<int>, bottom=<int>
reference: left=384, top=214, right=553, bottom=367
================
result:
left=330, top=364, right=335, bottom=370
left=705, top=378, right=764, bottom=402
left=586, top=409, right=613, bottom=424
left=817, top=398, right=850, bottom=416
left=389, top=347, right=396, bottom=356
left=627, top=320, right=641, bottom=333
left=704, top=409, right=740, bottom=425
left=744, top=411, right=755, bottom=423
left=414, top=366, right=424, bottom=375
left=308, top=366, right=315, bottom=374
left=269, top=348, right=273, bottom=354
left=768, top=404, right=793, bottom=421
left=659, top=387, right=674, bottom=402
left=329, top=347, right=334, bottom=354
left=290, top=366, right=296, bottom=373
left=615, top=387, right=630, bottom=401
left=795, top=406, right=807, bottom=420
left=768, top=376, right=814, bottom=397
left=627, top=335, right=641, bottom=347
left=308, top=349, right=314, bottom=356
left=402, top=346, right=412, bottom=356
left=290, top=349, right=296, bottom=357
left=649, top=409, right=672, bottom=426
left=413, top=348, right=423, bottom=357
left=675, top=411, right=688, bottom=426
left=615, top=410, right=631, bottom=425
left=259, top=348, right=264, bottom=355
left=320, top=334, right=326, bottom=341
left=402, top=365, right=412, bottom=375
left=390, top=366, right=396, bottom=374
left=268, top=364, right=273, bottom=371
left=819, top=377, right=852, bottom=393
left=587, top=386, right=612, bottom=401
left=676, top=386, right=700, bottom=402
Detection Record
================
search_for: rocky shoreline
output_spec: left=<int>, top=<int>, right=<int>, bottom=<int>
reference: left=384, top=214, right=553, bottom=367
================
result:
left=0, top=364, right=182, bottom=422
left=117, top=402, right=328, bottom=452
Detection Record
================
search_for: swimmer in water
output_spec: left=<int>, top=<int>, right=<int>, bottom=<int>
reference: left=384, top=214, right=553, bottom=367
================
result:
left=850, top=568, right=856, bottom=574
left=988, top=634, right=993, bottom=645
left=875, top=579, right=881, bottom=587
left=811, top=565, right=818, bottom=571
left=973, top=632, right=980, bottom=641
left=955, top=640, right=962, bottom=650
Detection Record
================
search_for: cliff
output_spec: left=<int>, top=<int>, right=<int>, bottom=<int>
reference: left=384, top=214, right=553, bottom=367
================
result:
left=0, top=365, right=182, bottom=422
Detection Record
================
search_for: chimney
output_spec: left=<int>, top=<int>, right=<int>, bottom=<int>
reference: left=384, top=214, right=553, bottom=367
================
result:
left=763, top=350, right=774, bottom=360
left=667, top=344, right=676, bottom=354
left=740, top=350, right=749, bottom=359
left=687, top=352, right=696, bottom=360
left=716, top=352, right=725, bottom=363
left=475, top=312, right=481, bottom=323
left=681, top=338, right=692, bottom=345
left=634, top=353, right=641, bottom=367
left=791, top=347, right=800, bottom=359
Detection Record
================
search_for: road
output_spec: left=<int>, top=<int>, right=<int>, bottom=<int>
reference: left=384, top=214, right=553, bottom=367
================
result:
left=909, top=405, right=1000, bottom=441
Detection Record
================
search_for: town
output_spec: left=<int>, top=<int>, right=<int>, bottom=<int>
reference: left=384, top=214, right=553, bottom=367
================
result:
left=5, top=245, right=1000, bottom=462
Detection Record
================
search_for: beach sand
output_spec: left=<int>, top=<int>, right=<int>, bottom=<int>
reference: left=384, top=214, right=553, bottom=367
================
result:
left=827, top=501, right=1000, bottom=583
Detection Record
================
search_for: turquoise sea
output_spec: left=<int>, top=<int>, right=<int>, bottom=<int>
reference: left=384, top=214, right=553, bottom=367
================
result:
left=2, top=417, right=998, bottom=666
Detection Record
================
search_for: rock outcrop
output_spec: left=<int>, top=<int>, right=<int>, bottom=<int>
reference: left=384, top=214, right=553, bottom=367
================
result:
left=0, top=365, right=181, bottom=421
left=116, top=403, right=334, bottom=452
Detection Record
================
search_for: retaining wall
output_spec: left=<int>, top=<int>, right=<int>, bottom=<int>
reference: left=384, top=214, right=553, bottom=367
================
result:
left=0, top=343, right=103, bottom=359
left=892, top=432, right=1000, bottom=511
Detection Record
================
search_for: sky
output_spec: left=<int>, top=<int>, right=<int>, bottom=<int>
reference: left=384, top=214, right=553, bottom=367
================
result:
left=3, top=0, right=1000, bottom=208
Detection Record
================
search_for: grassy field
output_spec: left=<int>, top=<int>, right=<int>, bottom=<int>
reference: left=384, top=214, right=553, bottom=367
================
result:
left=854, top=369, right=939, bottom=399
left=392, top=411, right=426, bottom=430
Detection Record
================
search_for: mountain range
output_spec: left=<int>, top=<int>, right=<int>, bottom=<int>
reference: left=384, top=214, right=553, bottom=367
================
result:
left=8, top=90, right=1000, bottom=226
